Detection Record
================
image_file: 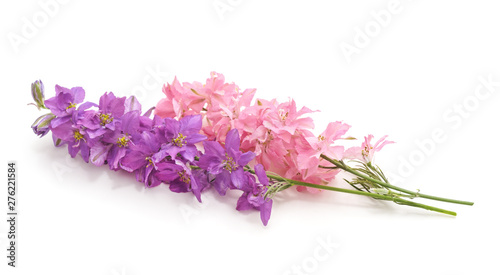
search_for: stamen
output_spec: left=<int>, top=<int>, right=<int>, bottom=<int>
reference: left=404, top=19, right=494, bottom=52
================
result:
left=222, top=153, right=238, bottom=172
left=74, top=130, right=84, bottom=141
left=99, top=113, right=113, bottom=126
left=172, top=133, right=187, bottom=147
left=177, top=170, right=191, bottom=185
left=116, top=136, right=130, bottom=147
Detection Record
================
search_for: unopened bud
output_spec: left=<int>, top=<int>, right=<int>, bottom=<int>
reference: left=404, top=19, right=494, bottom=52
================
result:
left=31, top=113, right=55, bottom=137
left=30, top=80, right=46, bottom=110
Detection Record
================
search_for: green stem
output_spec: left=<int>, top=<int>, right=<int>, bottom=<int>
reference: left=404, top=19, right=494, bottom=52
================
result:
left=320, top=154, right=474, bottom=206
left=262, top=171, right=456, bottom=216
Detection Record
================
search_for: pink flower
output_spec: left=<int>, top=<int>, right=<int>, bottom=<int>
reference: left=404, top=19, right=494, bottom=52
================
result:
left=296, top=121, right=351, bottom=172
left=262, top=99, right=316, bottom=144
left=344, top=135, right=394, bottom=163
left=155, top=77, right=200, bottom=119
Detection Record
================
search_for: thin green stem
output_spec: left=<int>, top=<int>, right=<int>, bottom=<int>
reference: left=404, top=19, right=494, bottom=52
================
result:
left=320, top=154, right=474, bottom=206
left=262, top=171, right=456, bottom=216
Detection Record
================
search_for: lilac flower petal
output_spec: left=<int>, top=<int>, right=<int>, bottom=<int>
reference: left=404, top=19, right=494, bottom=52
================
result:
left=254, top=164, right=269, bottom=186
left=120, top=111, right=140, bottom=133
left=78, top=101, right=98, bottom=111
left=198, top=155, right=224, bottom=175
left=71, top=87, right=85, bottom=104
left=67, top=143, right=80, bottom=158
left=90, top=144, right=111, bottom=166
left=259, top=199, right=273, bottom=226
left=230, top=168, right=247, bottom=190
left=125, top=96, right=142, bottom=113
left=80, top=142, right=91, bottom=163
left=179, top=115, right=202, bottom=136
left=143, top=165, right=155, bottom=187
left=152, top=148, right=170, bottom=163
left=155, top=163, right=183, bottom=182
left=236, top=193, right=254, bottom=211
left=202, top=141, right=225, bottom=159
left=120, top=151, right=147, bottom=172
left=190, top=175, right=203, bottom=202
left=108, top=146, right=127, bottom=171
left=186, top=133, right=207, bottom=145
left=169, top=181, right=189, bottom=193
left=238, top=151, right=255, bottom=167
left=148, top=174, right=162, bottom=188
left=50, top=121, right=74, bottom=142
left=87, top=128, right=108, bottom=139
left=163, top=118, right=180, bottom=139
left=213, top=171, right=231, bottom=196
left=180, top=146, right=198, bottom=162
left=224, top=129, right=241, bottom=152
left=49, top=116, right=71, bottom=129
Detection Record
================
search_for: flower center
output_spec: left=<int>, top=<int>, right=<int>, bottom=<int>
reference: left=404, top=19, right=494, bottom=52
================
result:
left=73, top=130, right=84, bottom=141
left=318, top=135, right=326, bottom=141
left=362, top=145, right=373, bottom=158
left=278, top=109, right=288, bottom=121
left=222, top=153, right=238, bottom=172
left=172, top=133, right=187, bottom=147
left=177, top=170, right=191, bottom=185
left=66, top=102, right=77, bottom=110
left=99, top=113, right=113, bottom=126
left=116, top=136, right=130, bottom=147
left=145, top=156, right=154, bottom=167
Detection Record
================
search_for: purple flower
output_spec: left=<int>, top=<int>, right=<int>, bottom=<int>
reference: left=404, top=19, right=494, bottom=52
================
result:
left=153, top=115, right=206, bottom=162
left=120, top=131, right=163, bottom=187
left=198, top=129, right=255, bottom=196
left=156, top=160, right=210, bottom=202
left=94, top=111, right=142, bottom=169
left=82, top=92, right=126, bottom=139
left=45, top=85, right=86, bottom=117
left=49, top=118, right=93, bottom=162
left=235, top=164, right=273, bottom=226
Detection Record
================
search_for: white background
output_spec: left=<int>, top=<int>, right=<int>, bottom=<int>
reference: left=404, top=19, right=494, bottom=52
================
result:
left=1, top=0, right=499, bottom=274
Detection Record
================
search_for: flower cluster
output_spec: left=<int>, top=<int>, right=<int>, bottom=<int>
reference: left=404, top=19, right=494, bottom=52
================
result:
left=31, top=74, right=473, bottom=224
left=30, top=80, right=273, bottom=225
left=154, top=72, right=393, bottom=193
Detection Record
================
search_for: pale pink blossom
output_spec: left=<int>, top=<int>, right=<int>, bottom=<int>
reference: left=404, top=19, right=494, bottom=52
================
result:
left=344, top=135, right=394, bottom=163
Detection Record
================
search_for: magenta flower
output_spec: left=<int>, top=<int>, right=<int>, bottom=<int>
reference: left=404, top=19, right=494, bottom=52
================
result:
left=120, top=131, right=163, bottom=187
left=83, top=92, right=126, bottom=139
left=198, top=129, right=255, bottom=195
left=156, top=161, right=209, bottom=202
left=49, top=119, right=93, bottom=162
left=90, top=111, right=142, bottom=169
left=45, top=85, right=86, bottom=117
left=235, top=164, right=273, bottom=225
left=153, top=115, right=206, bottom=162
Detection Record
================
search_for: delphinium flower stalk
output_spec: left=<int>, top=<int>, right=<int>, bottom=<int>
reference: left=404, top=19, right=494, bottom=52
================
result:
left=29, top=74, right=474, bottom=226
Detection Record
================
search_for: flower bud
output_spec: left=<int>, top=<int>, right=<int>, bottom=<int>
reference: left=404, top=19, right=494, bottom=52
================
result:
left=30, top=80, right=46, bottom=110
left=31, top=113, right=55, bottom=137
